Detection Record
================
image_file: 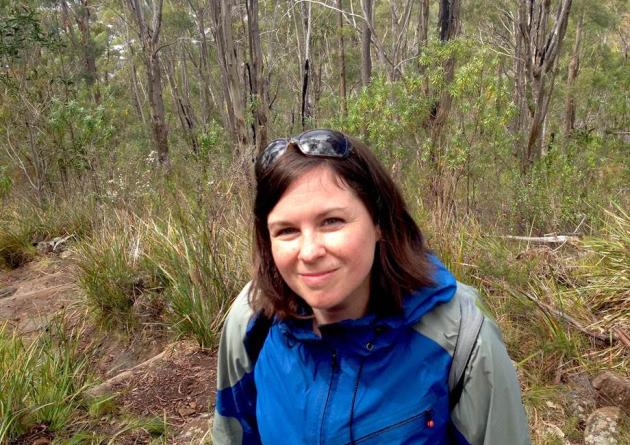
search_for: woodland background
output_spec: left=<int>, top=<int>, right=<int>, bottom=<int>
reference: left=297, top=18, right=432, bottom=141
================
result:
left=0, top=0, right=628, bottom=444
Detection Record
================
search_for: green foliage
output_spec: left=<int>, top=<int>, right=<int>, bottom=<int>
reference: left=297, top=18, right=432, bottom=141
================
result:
left=0, top=6, right=55, bottom=59
left=503, top=132, right=628, bottom=233
left=0, top=323, right=90, bottom=442
left=0, top=165, right=12, bottom=200
left=47, top=98, right=115, bottom=174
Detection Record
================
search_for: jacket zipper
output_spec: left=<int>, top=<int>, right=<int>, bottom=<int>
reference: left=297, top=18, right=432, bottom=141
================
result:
left=319, top=350, right=339, bottom=445
left=349, top=407, right=435, bottom=444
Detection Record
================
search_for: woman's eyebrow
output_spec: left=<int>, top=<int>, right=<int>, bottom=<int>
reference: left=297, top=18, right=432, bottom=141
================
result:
left=267, top=206, right=349, bottom=228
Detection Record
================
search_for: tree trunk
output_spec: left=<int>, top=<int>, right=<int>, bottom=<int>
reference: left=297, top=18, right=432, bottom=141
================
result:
left=246, top=0, right=268, bottom=154
left=428, top=0, right=461, bottom=215
left=60, top=0, right=100, bottom=102
left=361, top=0, right=372, bottom=87
left=301, top=1, right=313, bottom=129
left=416, top=0, right=429, bottom=61
left=564, top=10, right=583, bottom=137
left=165, top=50, right=199, bottom=155
left=516, top=0, right=573, bottom=171
left=209, top=0, right=248, bottom=154
left=126, top=0, right=170, bottom=169
left=337, top=0, right=347, bottom=117
left=187, top=0, right=214, bottom=127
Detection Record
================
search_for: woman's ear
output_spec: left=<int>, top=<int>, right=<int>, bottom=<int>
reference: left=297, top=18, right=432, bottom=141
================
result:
left=375, top=225, right=382, bottom=241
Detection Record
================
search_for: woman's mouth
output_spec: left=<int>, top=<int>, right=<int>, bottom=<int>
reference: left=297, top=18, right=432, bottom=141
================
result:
left=299, top=269, right=337, bottom=286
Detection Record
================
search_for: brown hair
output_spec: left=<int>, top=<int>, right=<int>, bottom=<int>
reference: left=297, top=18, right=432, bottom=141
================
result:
left=252, top=133, right=434, bottom=320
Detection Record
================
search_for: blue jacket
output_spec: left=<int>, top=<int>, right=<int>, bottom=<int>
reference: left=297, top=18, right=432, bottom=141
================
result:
left=213, top=260, right=530, bottom=444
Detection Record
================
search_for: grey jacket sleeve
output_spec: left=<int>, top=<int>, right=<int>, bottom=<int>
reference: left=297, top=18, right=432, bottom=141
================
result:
left=414, top=282, right=530, bottom=445
left=212, top=282, right=259, bottom=445
left=451, top=319, right=531, bottom=445
left=450, top=297, right=531, bottom=445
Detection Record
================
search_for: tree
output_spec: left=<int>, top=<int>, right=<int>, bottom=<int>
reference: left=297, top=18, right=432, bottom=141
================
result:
left=361, top=0, right=372, bottom=87
left=209, top=0, right=248, bottom=154
left=514, top=0, right=573, bottom=171
left=337, top=0, right=347, bottom=117
left=246, top=0, right=268, bottom=153
left=565, top=9, right=584, bottom=136
left=126, top=0, right=170, bottom=168
left=60, top=0, right=100, bottom=103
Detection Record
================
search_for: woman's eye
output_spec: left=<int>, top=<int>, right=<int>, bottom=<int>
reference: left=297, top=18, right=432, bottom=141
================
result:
left=275, top=227, right=297, bottom=237
left=323, top=217, right=344, bottom=226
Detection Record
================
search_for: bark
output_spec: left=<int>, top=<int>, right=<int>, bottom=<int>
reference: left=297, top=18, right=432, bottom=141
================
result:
left=126, top=0, right=170, bottom=168
left=209, top=0, right=248, bottom=153
left=301, top=1, right=313, bottom=129
left=165, top=50, right=199, bottom=155
left=564, top=10, right=584, bottom=136
left=515, top=0, right=573, bottom=171
left=337, top=0, right=347, bottom=117
left=416, top=0, right=429, bottom=61
left=361, top=0, right=372, bottom=87
left=246, top=0, right=268, bottom=153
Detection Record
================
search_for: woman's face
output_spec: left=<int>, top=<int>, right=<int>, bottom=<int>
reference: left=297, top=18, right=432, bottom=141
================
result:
left=267, top=166, right=380, bottom=325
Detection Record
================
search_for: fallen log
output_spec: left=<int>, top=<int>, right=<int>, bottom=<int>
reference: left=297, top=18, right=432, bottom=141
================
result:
left=500, top=235, right=581, bottom=244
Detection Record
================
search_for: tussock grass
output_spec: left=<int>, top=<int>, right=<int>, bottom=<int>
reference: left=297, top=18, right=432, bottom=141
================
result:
left=74, top=180, right=251, bottom=347
left=74, top=210, right=152, bottom=324
left=0, top=323, right=91, bottom=443
left=145, top=201, right=249, bottom=347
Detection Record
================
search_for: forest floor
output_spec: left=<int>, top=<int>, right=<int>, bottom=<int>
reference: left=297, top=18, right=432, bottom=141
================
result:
left=0, top=256, right=217, bottom=444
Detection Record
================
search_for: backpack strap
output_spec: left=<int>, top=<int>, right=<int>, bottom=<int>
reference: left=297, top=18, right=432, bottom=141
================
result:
left=448, top=289, right=485, bottom=410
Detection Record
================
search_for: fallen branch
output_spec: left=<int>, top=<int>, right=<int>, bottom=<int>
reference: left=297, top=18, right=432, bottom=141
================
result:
left=500, top=235, right=581, bottom=244
left=524, top=292, right=621, bottom=346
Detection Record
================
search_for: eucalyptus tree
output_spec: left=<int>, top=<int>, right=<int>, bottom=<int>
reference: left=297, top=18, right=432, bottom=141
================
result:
left=125, top=0, right=170, bottom=168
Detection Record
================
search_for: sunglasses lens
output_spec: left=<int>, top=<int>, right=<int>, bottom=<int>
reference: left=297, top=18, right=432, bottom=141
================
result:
left=257, top=138, right=289, bottom=175
left=296, top=129, right=349, bottom=158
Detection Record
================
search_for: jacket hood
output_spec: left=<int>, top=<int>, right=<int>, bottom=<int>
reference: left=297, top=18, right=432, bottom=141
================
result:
left=276, top=255, right=457, bottom=358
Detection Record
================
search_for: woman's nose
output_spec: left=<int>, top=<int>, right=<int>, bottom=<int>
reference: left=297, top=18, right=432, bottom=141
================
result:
left=298, top=233, right=325, bottom=262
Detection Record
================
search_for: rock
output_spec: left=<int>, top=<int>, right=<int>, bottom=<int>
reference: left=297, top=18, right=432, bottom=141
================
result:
left=36, top=241, right=54, bottom=254
left=592, top=372, right=630, bottom=411
left=566, top=373, right=599, bottom=424
left=584, top=406, right=621, bottom=445
left=0, top=286, right=17, bottom=299
left=177, top=406, right=197, bottom=417
left=542, top=422, right=570, bottom=445
left=32, top=438, right=52, bottom=445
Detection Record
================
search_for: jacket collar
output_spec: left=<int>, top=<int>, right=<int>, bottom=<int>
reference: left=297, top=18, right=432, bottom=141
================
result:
left=276, top=255, right=457, bottom=358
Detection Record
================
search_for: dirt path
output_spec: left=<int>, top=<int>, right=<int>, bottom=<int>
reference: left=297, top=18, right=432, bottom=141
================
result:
left=0, top=258, right=78, bottom=335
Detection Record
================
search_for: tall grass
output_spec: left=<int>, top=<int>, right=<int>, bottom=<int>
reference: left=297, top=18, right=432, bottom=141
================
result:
left=145, top=203, right=249, bottom=347
left=74, top=182, right=251, bottom=347
left=74, top=211, right=151, bottom=323
left=0, top=323, right=91, bottom=443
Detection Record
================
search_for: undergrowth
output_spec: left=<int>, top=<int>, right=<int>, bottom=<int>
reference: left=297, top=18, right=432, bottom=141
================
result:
left=0, top=323, right=91, bottom=443
left=73, top=179, right=250, bottom=347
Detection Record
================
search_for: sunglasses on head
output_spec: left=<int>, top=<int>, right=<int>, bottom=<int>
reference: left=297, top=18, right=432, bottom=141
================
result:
left=255, top=129, right=352, bottom=177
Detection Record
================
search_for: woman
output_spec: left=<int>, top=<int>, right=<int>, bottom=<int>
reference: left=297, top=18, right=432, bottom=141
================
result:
left=213, top=129, right=530, bottom=445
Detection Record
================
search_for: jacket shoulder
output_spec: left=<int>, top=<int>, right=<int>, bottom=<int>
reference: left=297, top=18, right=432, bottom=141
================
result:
left=216, top=281, right=255, bottom=391
left=412, top=281, right=480, bottom=356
